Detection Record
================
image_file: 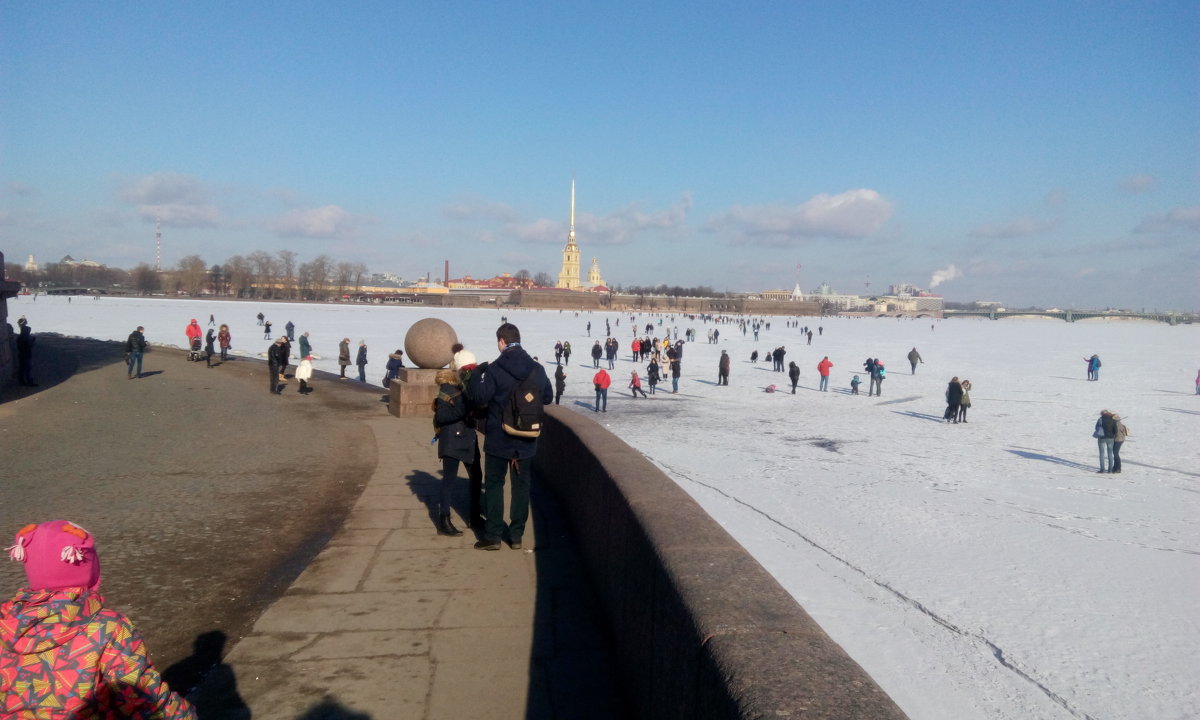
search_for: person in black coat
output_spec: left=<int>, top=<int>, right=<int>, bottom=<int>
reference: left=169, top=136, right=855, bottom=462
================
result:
left=433, top=369, right=477, bottom=536
left=355, top=341, right=368, bottom=382
left=15, top=317, right=35, bottom=386
left=945, top=377, right=964, bottom=423
left=204, top=328, right=216, bottom=368
left=788, top=361, right=800, bottom=394
left=590, top=340, right=602, bottom=368
left=554, top=364, right=566, bottom=405
left=267, top=337, right=287, bottom=394
left=466, top=323, right=553, bottom=551
left=717, top=350, right=730, bottom=385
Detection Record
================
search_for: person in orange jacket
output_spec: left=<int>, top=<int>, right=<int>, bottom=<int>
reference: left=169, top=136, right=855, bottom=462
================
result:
left=184, top=318, right=202, bottom=350
left=593, top=368, right=611, bottom=413
left=817, top=356, right=833, bottom=392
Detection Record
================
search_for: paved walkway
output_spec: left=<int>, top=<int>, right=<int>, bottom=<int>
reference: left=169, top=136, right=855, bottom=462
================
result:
left=3, top=336, right=626, bottom=720
left=189, top=398, right=627, bottom=718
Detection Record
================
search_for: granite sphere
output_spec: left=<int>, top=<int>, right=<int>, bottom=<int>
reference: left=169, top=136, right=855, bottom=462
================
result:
left=404, top=318, right=459, bottom=369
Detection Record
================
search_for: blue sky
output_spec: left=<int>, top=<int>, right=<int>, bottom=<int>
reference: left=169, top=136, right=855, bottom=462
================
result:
left=2, top=2, right=1197, bottom=309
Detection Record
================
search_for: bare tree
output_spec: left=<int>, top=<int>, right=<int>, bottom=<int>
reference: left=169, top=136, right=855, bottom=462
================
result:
left=297, top=254, right=332, bottom=301
left=277, top=249, right=297, bottom=300
left=532, top=271, right=552, bottom=287
left=248, top=250, right=277, bottom=298
left=132, top=264, right=160, bottom=294
left=334, top=262, right=354, bottom=298
left=177, top=255, right=208, bottom=295
left=352, top=263, right=368, bottom=293
left=224, top=255, right=253, bottom=298
left=209, top=264, right=225, bottom=295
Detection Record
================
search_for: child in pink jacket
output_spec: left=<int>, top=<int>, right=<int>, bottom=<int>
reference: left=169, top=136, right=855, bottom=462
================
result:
left=2, top=520, right=196, bottom=719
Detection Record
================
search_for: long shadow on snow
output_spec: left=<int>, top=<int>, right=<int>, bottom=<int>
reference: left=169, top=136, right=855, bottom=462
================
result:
left=892, top=410, right=946, bottom=422
left=1005, top=449, right=1093, bottom=471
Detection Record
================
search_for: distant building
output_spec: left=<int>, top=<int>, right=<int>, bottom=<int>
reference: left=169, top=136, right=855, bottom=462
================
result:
left=24, top=255, right=37, bottom=272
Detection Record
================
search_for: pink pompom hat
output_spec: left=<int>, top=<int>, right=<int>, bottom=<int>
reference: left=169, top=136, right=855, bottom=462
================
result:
left=7, top=520, right=101, bottom=591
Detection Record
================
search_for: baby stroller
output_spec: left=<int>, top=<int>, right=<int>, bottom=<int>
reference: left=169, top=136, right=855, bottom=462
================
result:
left=187, top=336, right=205, bottom=362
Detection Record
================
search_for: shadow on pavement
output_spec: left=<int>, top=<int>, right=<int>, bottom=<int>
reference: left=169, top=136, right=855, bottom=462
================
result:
left=169, top=631, right=250, bottom=720
left=526, top=475, right=632, bottom=719
left=0, top=334, right=129, bottom=403
left=294, top=699, right=371, bottom=719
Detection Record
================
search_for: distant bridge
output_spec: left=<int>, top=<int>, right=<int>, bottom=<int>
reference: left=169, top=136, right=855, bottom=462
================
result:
left=944, top=309, right=1190, bottom=325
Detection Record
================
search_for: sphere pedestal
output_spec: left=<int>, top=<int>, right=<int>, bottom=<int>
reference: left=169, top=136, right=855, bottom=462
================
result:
left=388, top=318, right=460, bottom=418
left=388, top=368, right=442, bottom=418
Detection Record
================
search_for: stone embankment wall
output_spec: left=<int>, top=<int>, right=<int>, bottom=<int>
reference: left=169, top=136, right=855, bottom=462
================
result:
left=534, top=406, right=910, bottom=720
left=0, top=252, right=23, bottom=391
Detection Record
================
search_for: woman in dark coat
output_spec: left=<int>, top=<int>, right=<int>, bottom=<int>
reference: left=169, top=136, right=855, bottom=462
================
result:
left=432, top=369, right=477, bottom=536
left=945, top=377, right=964, bottom=423
left=338, top=338, right=351, bottom=378
left=355, top=341, right=368, bottom=382
left=554, top=364, right=566, bottom=405
left=204, top=328, right=216, bottom=367
left=788, top=361, right=800, bottom=394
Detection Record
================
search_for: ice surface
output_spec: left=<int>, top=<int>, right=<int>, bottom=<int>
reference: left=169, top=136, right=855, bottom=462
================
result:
left=11, top=295, right=1199, bottom=720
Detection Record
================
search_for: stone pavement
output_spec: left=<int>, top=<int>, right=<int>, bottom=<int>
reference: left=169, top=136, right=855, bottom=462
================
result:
left=2, top=335, right=627, bottom=720
left=191, top=414, right=629, bottom=719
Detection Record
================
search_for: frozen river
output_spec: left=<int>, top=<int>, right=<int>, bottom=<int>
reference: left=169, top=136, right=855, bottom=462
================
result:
left=10, top=294, right=1199, bottom=720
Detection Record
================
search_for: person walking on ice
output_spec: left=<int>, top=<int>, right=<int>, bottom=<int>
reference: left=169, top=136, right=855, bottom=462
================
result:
left=908, top=347, right=923, bottom=374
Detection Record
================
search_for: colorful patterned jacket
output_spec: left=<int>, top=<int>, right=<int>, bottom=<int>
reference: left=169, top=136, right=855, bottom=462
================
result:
left=1, top=587, right=195, bottom=719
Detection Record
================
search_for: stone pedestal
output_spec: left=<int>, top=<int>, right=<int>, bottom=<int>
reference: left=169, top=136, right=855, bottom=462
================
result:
left=388, top=368, right=441, bottom=418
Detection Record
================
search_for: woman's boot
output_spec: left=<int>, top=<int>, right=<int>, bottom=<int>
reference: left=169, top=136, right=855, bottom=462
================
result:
left=438, top=514, right=463, bottom=537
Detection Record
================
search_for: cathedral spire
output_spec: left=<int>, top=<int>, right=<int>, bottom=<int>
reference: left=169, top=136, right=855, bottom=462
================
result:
left=568, top=177, right=576, bottom=244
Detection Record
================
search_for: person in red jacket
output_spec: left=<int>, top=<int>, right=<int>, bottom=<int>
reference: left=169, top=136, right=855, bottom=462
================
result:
left=593, top=368, right=611, bottom=413
left=817, top=356, right=833, bottom=392
left=184, top=318, right=202, bottom=351
left=630, top=337, right=641, bottom=362
left=1, top=520, right=196, bottom=719
left=629, top=370, right=648, bottom=398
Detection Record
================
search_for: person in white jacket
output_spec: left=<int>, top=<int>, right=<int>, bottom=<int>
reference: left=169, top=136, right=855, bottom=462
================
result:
left=296, top=355, right=314, bottom=395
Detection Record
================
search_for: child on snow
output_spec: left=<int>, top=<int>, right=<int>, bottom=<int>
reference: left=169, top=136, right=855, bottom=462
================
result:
left=296, top=354, right=314, bottom=394
left=1, top=520, right=196, bottom=718
left=850, top=375, right=861, bottom=394
left=629, top=371, right=648, bottom=398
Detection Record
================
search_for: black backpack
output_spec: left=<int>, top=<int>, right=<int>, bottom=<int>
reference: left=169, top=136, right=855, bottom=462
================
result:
left=501, top=367, right=545, bottom=438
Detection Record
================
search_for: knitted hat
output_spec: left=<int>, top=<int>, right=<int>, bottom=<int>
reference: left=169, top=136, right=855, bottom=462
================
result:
left=451, top=343, right=476, bottom=372
left=7, top=520, right=101, bottom=591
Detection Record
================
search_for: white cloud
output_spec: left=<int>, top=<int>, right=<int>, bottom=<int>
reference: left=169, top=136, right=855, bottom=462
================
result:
left=1134, top=206, right=1200, bottom=234
left=968, top=216, right=1059, bottom=239
left=929, top=264, right=962, bottom=289
left=271, top=205, right=365, bottom=239
left=707, top=189, right=893, bottom=244
left=119, top=172, right=221, bottom=228
left=1119, top=173, right=1157, bottom=194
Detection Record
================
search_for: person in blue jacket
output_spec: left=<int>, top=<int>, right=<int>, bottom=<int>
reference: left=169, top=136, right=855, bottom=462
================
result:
left=467, top=323, right=553, bottom=551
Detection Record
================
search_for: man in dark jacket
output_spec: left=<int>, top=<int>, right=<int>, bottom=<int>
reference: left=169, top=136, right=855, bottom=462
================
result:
left=467, top=323, right=553, bottom=551
left=717, top=350, right=730, bottom=385
left=15, top=317, right=35, bottom=386
left=125, top=326, right=147, bottom=379
left=267, top=337, right=286, bottom=394
left=788, top=361, right=800, bottom=394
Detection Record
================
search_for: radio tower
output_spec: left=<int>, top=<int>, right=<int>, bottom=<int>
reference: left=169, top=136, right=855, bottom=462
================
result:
left=864, top=274, right=872, bottom=295
left=155, top=217, right=162, bottom=272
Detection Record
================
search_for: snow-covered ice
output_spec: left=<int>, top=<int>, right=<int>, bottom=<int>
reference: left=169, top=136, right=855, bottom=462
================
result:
left=10, top=295, right=1199, bottom=720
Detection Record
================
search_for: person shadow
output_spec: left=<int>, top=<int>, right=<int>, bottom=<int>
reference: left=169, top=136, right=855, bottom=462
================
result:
left=294, top=699, right=371, bottom=719
left=165, top=630, right=250, bottom=719
left=405, top=469, right=444, bottom=532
